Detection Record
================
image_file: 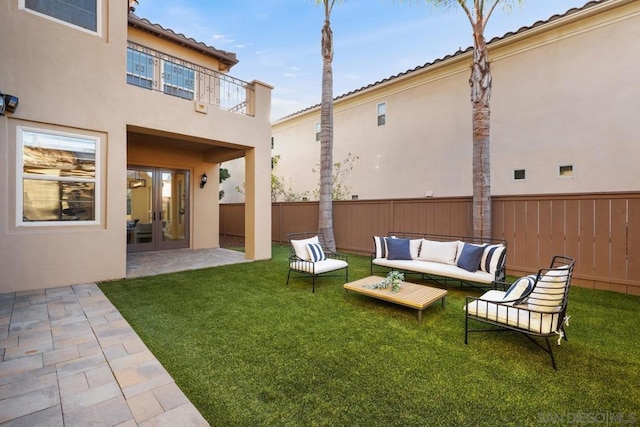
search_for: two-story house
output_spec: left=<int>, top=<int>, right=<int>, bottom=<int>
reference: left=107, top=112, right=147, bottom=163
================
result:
left=0, top=1, right=273, bottom=292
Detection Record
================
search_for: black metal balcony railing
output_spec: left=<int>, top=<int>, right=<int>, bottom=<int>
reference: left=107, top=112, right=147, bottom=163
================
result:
left=126, top=41, right=255, bottom=116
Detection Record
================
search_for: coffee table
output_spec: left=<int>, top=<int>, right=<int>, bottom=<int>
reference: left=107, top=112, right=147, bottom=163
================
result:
left=343, top=275, right=447, bottom=324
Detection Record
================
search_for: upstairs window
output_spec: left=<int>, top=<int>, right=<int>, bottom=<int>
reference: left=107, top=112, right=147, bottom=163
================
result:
left=22, top=0, right=100, bottom=33
left=163, top=62, right=195, bottom=100
left=18, top=127, right=100, bottom=225
left=315, top=123, right=321, bottom=141
left=127, top=48, right=154, bottom=89
left=377, top=102, right=386, bottom=126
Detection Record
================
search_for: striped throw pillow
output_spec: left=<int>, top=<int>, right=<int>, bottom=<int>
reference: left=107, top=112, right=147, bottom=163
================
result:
left=306, top=242, right=326, bottom=262
left=479, top=244, right=506, bottom=275
left=373, top=236, right=388, bottom=258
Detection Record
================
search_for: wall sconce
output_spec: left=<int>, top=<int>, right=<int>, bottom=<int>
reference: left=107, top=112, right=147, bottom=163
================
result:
left=0, top=93, right=19, bottom=116
left=200, top=172, right=208, bottom=189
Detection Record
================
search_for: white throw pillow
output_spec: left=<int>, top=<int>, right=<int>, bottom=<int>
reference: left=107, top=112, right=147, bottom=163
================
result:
left=526, top=266, right=569, bottom=312
left=418, top=239, right=458, bottom=265
left=410, top=239, right=422, bottom=259
left=291, top=236, right=319, bottom=261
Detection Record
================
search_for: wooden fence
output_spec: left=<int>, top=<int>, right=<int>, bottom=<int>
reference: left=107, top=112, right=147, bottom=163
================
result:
left=220, top=193, right=640, bottom=295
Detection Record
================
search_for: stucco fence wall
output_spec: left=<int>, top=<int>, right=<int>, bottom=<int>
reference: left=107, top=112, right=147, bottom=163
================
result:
left=220, top=192, right=640, bottom=295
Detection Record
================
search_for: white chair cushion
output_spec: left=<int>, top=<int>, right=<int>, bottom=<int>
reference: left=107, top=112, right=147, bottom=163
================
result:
left=291, top=236, right=319, bottom=261
left=290, top=258, right=348, bottom=274
left=465, top=297, right=561, bottom=334
left=525, top=266, right=569, bottom=313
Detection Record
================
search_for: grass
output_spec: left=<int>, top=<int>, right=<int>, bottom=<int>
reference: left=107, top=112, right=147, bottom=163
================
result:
left=99, top=245, right=640, bottom=426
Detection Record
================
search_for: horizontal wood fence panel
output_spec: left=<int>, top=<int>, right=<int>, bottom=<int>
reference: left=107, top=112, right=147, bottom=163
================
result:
left=221, top=192, right=640, bottom=295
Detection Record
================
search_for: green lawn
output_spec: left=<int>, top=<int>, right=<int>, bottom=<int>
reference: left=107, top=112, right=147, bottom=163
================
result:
left=99, top=245, right=640, bottom=426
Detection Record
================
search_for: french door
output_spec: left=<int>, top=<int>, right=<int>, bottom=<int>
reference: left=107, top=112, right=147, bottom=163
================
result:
left=126, top=167, right=189, bottom=252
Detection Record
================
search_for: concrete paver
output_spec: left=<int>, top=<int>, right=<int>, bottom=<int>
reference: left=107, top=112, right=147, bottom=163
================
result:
left=0, top=247, right=247, bottom=426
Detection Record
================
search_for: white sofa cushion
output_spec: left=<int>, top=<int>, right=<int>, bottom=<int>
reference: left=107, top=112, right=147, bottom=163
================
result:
left=373, top=258, right=495, bottom=284
left=291, top=236, right=319, bottom=261
left=418, top=239, right=458, bottom=265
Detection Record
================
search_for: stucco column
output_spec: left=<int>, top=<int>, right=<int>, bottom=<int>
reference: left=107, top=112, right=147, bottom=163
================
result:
left=244, top=81, right=273, bottom=260
left=244, top=147, right=271, bottom=260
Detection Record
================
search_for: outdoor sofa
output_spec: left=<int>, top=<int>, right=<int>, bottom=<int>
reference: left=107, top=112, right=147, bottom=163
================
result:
left=370, top=232, right=507, bottom=290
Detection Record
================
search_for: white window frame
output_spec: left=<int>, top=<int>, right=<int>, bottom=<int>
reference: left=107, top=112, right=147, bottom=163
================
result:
left=315, top=122, right=321, bottom=141
left=377, top=102, right=386, bottom=126
left=127, top=47, right=155, bottom=90
left=19, top=0, right=102, bottom=36
left=162, top=61, right=195, bottom=100
left=16, top=126, right=101, bottom=227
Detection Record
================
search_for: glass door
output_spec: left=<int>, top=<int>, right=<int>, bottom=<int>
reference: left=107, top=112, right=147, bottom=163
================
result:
left=127, top=167, right=189, bottom=252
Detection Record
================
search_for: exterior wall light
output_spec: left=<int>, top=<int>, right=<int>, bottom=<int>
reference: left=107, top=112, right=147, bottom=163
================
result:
left=200, top=172, right=208, bottom=188
left=0, top=93, right=19, bottom=116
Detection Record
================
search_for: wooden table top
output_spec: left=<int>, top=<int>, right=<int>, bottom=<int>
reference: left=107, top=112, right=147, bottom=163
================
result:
left=343, top=275, right=448, bottom=310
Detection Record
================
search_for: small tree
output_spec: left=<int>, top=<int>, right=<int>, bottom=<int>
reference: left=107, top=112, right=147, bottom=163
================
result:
left=312, top=152, right=359, bottom=200
left=236, top=155, right=309, bottom=202
left=219, top=167, right=230, bottom=200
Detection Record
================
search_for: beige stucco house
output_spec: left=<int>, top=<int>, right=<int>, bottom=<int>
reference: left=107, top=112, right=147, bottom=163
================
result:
left=0, top=1, right=273, bottom=293
left=221, top=0, right=637, bottom=202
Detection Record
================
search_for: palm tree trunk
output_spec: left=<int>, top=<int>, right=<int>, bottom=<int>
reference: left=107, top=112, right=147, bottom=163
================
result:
left=319, top=12, right=336, bottom=252
left=470, top=30, right=492, bottom=239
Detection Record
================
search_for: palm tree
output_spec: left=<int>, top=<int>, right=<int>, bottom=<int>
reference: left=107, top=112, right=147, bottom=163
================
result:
left=424, top=0, right=523, bottom=239
left=315, top=0, right=340, bottom=252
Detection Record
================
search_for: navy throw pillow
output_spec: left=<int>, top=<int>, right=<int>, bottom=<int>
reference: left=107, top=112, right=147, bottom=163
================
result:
left=386, top=238, right=412, bottom=260
left=456, top=243, right=485, bottom=272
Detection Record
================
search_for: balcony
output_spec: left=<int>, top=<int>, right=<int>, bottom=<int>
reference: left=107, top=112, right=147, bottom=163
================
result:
left=126, top=41, right=255, bottom=116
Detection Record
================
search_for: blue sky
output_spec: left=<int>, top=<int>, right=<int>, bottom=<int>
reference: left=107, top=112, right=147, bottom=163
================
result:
left=133, top=0, right=592, bottom=120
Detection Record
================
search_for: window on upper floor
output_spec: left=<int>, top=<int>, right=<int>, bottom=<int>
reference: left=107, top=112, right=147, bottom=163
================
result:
left=316, top=123, right=321, bottom=141
left=17, top=127, right=100, bottom=225
left=163, top=62, right=195, bottom=100
left=377, top=102, right=386, bottom=126
left=127, top=48, right=154, bottom=89
left=21, top=0, right=100, bottom=34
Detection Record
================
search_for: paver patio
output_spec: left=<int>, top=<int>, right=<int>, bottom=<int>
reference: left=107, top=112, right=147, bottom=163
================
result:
left=0, top=247, right=249, bottom=426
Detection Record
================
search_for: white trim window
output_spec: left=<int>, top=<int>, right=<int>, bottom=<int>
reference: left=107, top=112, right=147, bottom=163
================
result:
left=315, top=122, right=321, bottom=141
left=17, top=127, right=100, bottom=225
left=20, top=0, right=101, bottom=35
left=163, top=62, right=195, bottom=100
left=127, top=48, right=155, bottom=89
left=377, top=102, right=386, bottom=126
